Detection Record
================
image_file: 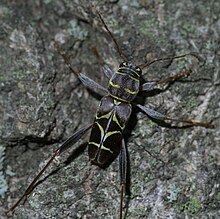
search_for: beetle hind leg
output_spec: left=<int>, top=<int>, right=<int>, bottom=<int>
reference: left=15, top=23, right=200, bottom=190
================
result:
left=6, top=124, right=93, bottom=214
left=119, top=138, right=128, bottom=219
left=137, top=104, right=214, bottom=129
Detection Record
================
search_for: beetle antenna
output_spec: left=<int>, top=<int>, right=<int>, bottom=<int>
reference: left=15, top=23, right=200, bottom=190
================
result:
left=140, top=52, right=202, bottom=70
left=93, top=6, right=128, bottom=62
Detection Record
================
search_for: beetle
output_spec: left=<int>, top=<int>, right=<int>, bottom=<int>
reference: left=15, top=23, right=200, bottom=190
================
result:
left=6, top=7, right=214, bottom=219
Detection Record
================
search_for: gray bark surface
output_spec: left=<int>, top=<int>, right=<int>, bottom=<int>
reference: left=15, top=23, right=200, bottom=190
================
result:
left=1, top=1, right=219, bottom=218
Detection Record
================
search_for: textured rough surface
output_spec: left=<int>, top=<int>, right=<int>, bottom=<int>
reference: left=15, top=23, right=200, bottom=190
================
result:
left=1, top=0, right=219, bottom=219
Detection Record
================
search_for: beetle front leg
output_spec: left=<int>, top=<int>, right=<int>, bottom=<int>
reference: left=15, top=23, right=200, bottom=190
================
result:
left=103, top=65, right=114, bottom=79
left=79, top=73, right=108, bottom=96
left=137, top=104, right=214, bottom=128
left=54, top=41, right=108, bottom=97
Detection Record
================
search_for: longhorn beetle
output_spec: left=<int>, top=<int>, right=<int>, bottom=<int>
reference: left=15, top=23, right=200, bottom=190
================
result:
left=7, top=7, right=214, bottom=219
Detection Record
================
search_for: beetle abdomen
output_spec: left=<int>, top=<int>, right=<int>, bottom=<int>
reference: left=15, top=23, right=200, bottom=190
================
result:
left=88, top=96, right=131, bottom=168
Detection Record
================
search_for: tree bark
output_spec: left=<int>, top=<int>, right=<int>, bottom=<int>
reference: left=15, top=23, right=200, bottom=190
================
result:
left=1, top=1, right=219, bottom=218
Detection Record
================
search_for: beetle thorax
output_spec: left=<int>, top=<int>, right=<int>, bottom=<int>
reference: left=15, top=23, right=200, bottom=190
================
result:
left=108, top=62, right=142, bottom=103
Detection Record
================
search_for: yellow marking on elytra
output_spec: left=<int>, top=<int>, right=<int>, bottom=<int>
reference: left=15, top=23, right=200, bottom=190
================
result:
left=124, top=88, right=139, bottom=95
left=101, top=145, right=114, bottom=153
left=89, top=142, right=100, bottom=147
left=106, top=130, right=121, bottom=137
left=89, top=142, right=113, bottom=154
left=113, top=112, right=123, bottom=129
left=96, top=111, right=112, bottom=120
left=109, top=94, right=129, bottom=103
left=116, top=71, right=139, bottom=82
left=96, top=122, right=105, bottom=139
left=109, top=80, right=120, bottom=88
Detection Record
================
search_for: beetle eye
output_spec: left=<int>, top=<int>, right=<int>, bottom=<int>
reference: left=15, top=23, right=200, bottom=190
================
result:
left=119, top=62, right=127, bottom=67
left=135, top=67, right=142, bottom=74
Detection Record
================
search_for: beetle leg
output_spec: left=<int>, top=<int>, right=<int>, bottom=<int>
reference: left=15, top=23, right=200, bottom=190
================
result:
left=6, top=124, right=93, bottom=214
left=157, top=68, right=192, bottom=85
left=79, top=73, right=108, bottom=96
left=141, top=81, right=157, bottom=91
left=103, top=65, right=114, bottom=79
left=119, top=138, right=127, bottom=219
left=58, top=123, right=93, bottom=154
left=136, top=104, right=214, bottom=129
